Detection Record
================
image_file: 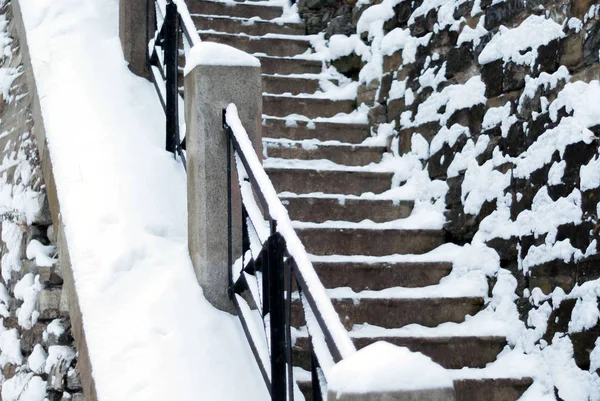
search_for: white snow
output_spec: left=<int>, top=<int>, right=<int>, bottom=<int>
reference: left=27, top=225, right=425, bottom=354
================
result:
left=327, top=342, right=453, bottom=395
left=184, top=41, right=261, bottom=74
left=25, top=239, right=56, bottom=267
left=13, top=273, right=41, bottom=330
left=478, top=15, right=565, bottom=67
left=17, top=0, right=270, bottom=400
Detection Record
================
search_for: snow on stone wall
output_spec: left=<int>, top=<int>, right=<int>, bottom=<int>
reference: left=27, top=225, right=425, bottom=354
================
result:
left=301, top=0, right=600, bottom=399
left=0, top=2, right=82, bottom=400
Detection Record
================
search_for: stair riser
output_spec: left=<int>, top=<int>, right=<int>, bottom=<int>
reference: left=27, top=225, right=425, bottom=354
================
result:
left=263, top=120, right=370, bottom=143
left=193, top=15, right=305, bottom=36
left=266, top=169, right=393, bottom=196
left=293, top=336, right=506, bottom=370
left=282, top=198, right=413, bottom=223
left=188, top=2, right=283, bottom=20
left=265, top=144, right=384, bottom=166
left=311, top=262, right=452, bottom=290
left=200, top=33, right=310, bottom=57
left=291, top=297, right=484, bottom=329
left=263, top=96, right=354, bottom=118
left=296, top=228, right=446, bottom=256
left=258, top=57, right=323, bottom=75
left=297, top=379, right=532, bottom=401
left=262, top=76, right=319, bottom=95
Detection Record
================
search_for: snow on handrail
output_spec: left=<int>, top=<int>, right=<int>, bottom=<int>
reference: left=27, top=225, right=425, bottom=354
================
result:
left=156, top=0, right=202, bottom=47
left=224, top=104, right=357, bottom=368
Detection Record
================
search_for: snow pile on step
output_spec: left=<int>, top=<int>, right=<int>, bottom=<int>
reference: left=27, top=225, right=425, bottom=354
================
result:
left=17, top=0, right=268, bottom=400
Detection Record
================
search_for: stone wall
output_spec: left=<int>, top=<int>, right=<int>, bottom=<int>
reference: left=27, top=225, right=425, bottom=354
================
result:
left=300, top=0, right=600, bottom=391
left=0, top=2, right=82, bottom=400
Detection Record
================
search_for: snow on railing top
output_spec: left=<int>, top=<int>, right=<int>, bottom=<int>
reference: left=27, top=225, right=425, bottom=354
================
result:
left=224, top=104, right=357, bottom=367
left=156, top=0, right=202, bottom=47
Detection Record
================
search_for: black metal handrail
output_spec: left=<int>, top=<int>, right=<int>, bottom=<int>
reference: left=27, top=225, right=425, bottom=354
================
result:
left=146, top=0, right=201, bottom=168
left=223, top=104, right=356, bottom=401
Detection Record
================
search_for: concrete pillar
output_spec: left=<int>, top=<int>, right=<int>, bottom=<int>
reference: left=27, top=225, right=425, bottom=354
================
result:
left=327, top=342, right=456, bottom=401
left=119, top=0, right=154, bottom=79
left=185, top=43, right=262, bottom=314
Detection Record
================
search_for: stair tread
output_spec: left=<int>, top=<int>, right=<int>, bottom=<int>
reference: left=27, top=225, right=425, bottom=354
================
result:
left=292, top=335, right=507, bottom=369
left=291, top=296, right=485, bottom=329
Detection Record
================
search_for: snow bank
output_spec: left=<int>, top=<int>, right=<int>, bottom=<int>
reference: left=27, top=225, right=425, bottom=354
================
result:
left=17, top=0, right=268, bottom=400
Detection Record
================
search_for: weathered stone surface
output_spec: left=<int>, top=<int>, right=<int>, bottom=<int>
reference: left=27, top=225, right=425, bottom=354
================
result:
left=67, top=366, right=83, bottom=391
left=357, top=79, right=379, bottom=106
left=484, top=0, right=525, bottom=30
left=584, top=21, right=600, bottom=66
left=481, top=60, right=504, bottom=97
left=560, top=34, right=584, bottom=68
left=446, top=43, right=474, bottom=77
left=37, top=288, right=62, bottom=320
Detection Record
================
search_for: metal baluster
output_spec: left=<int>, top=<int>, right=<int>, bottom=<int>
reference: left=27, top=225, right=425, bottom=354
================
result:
left=310, top=340, right=323, bottom=401
left=285, top=259, right=294, bottom=401
left=163, top=0, right=178, bottom=156
left=268, top=224, right=286, bottom=401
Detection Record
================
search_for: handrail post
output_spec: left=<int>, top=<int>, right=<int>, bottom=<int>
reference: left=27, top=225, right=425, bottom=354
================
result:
left=185, top=43, right=262, bottom=313
left=119, top=0, right=154, bottom=79
left=267, top=231, right=287, bottom=401
left=163, top=1, right=179, bottom=155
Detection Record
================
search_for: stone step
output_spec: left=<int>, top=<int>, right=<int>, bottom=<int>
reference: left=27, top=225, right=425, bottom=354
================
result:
left=310, top=261, right=452, bottom=290
left=296, top=228, right=446, bottom=256
left=187, top=1, right=283, bottom=20
left=262, top=75, right=320, bottom=95
left=199, top=32, right=311, bottom=57
left=263, top=118, right=370, bottom=143
left=297, top=378, right=533, bottom=401
left=291, top=296, right=484, bottom=329
left=293, top=335, right=507, bottom=370
left=280, top=197, right=413, bottom=223
left=264, top=141, right=385, bottom=166
left=257, top=56, right=323, bottom=75
left=263, top=95, right=355, bottom=118
left=265, top=168, right=393, bottom=195
left=453, top=378, right=533, bottom=401
left=192, top=14, right=305, bottom=36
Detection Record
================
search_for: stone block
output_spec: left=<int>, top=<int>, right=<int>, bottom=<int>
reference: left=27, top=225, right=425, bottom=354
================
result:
left=446, top=43, right=474, bottom=78
left=38, top=266, right=63, bottom=286
left=67, top=366, right=83, bottom=391
left=409, top=8, right=437, bottom=37
left=560, top=34, right=584, bottom=68
left=387, top=98, right=405, bottom=121
left=502, top=62, right=528, bottom=93
left=20, top=322, right=45, bottom=355
left=542, top=298, right=576, bottom=343
left=378, top=73, right=394, bottom=103
left=37, top=288, right=62, bottom=320
left=484, top=0, right=525, bottom=30
left=446, top=104, right=485, bottom=134
left=528, top=259, right=576, bottom=294
left=571, top=326, right=600, bottom=370
left=481, top=60, right=503, bottom=97
left=357, top=79, right=379, bottom=106
left=584, top=21, right=600, bottom=66
left=571, top=0, right=594, bottom=19
left=383, top=50, right=403, bottom=72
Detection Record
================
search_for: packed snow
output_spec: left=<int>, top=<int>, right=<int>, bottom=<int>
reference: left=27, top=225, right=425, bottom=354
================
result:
left=17, top=0, right=270, bottom=400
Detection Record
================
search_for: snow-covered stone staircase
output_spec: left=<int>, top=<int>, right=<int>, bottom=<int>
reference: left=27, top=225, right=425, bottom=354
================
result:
left=188, top=1, right=533, bottom=400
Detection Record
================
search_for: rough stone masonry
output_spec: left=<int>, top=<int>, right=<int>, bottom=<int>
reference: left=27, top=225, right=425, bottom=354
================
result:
left=0, top=2, right=82, bottom=400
